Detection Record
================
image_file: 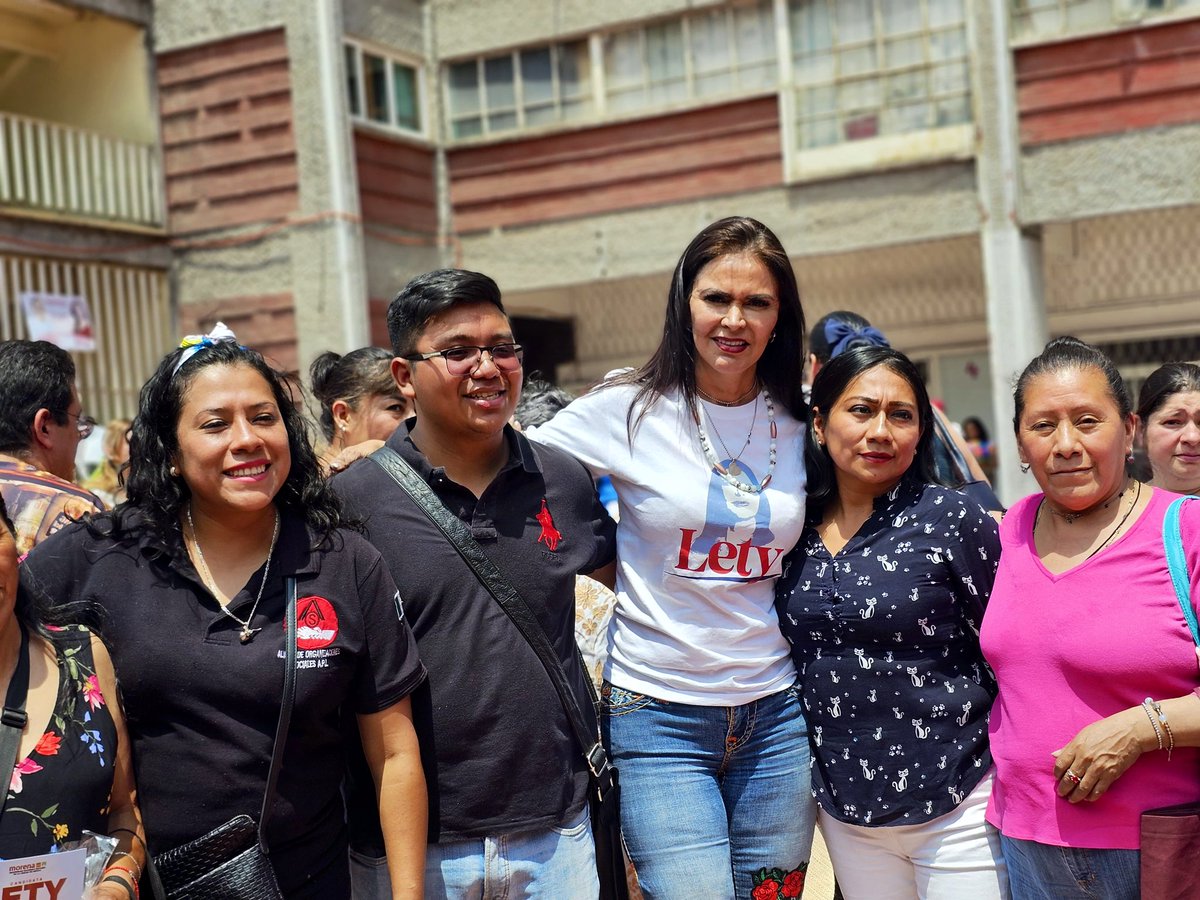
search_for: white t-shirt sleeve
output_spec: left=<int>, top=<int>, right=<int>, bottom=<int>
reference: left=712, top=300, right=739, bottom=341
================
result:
left=527, top=385, right=633, bottom=479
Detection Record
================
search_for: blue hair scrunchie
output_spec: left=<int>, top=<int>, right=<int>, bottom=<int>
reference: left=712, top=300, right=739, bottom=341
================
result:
left=825, top=320, right=890, bottom=359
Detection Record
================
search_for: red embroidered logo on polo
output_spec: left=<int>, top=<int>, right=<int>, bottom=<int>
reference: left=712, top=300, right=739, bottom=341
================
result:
left=296, top=595, right=339, bottom=650
left=536, top=498, right=562, bottom=551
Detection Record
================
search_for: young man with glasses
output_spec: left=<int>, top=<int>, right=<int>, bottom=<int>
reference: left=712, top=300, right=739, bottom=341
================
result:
left=0, top=340, right=103, bottom=552
left=334, top=269, right=616, bottom=899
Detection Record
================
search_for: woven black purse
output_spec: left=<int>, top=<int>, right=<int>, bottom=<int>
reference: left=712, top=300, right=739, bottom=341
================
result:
left=148, top=578, right=297, bottom=900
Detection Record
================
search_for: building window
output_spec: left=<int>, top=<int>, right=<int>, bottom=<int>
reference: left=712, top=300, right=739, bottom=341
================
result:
left=1012, top=0, right=1200, bottom=42
left=447, top=41, right=592, bottom=139
left=345, top=41, right=423, bottom=135
left=603, top=0, right=777, bottom=114
left=789, top=0, right=970, bottom=150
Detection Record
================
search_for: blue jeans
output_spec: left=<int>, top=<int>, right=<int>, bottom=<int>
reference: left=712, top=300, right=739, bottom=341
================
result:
left=1001, top=835, right=1140, bottom=900
left=602, top=681, right=815, bottom=900
left=349, top=807, right=598, bottom=900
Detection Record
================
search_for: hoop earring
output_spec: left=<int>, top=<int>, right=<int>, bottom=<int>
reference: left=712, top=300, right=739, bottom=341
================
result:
left=169, top=465, right=179, bottom=477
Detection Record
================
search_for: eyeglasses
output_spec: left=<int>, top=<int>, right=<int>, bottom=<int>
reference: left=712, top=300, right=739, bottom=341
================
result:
left=64, top=411, right=96, bottom=438
left=404, top=342, right=524, bottom=376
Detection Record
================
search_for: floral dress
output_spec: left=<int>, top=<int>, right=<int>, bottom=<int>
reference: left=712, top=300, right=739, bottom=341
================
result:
left=0, top=626, right=116, bottom=858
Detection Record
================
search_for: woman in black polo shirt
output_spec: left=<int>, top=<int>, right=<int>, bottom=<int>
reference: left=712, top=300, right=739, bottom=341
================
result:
left=22, top=329, right=427, bottom=898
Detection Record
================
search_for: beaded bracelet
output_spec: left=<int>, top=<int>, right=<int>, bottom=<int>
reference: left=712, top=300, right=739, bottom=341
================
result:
left=1142, top=699, right=1165, bottom=751
left=101, top=873, right=137, bottom=900
left=1147, top=698, right=1176, bottom=761
left=107, top=855, right=142, bottom=882
left=104, top=863, right=140, bottom=891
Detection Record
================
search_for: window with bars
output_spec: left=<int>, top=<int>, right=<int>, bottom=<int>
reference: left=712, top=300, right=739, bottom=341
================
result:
left=789, top=0, right=970, bottom=151
left=1011, top=0, right=1200, bottom=42
left=444, top=1, right=777, bottom=139
left=447, top=41, right=592, bottom=139
left=345, top=41, right=423, bottom=136
left=602, top=0, right=778, bottom=113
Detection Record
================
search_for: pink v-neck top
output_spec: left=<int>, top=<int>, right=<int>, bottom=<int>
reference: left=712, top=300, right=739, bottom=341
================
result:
left=980, top=487, right=1200, bottom=849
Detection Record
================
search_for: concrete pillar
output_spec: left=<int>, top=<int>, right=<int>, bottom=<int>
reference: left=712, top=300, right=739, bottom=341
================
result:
left=285, top=0, right=369, bottom=372
left=973, top=0, right=1048, bottom=505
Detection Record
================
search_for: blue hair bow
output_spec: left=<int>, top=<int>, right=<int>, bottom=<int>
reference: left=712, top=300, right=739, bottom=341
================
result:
left=825, top=320, right=890, bottom=359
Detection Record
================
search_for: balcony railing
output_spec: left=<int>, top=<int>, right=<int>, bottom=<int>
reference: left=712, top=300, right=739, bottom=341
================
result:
left=0, top=111, right=163, bottom=229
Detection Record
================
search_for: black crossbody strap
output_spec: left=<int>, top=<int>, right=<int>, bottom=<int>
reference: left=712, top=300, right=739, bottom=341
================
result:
left=0, top=624, right=30, bottom=819
left=259, top=577, right=298, bottom=853
left=370, top=446, right=615, bottom=801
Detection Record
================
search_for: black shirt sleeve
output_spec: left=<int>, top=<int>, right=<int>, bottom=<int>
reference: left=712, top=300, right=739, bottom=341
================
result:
left=347, top=539, right=426, bottom=715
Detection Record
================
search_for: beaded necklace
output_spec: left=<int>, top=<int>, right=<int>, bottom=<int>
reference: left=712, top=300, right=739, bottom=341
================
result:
left=695, top=390, right=777, bottom=493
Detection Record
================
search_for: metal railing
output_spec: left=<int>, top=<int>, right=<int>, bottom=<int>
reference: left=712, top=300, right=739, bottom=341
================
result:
left=0, top=111, right=163, bottom=229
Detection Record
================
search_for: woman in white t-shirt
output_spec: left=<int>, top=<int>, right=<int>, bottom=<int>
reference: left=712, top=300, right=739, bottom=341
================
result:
left=531, top=216, right=815, bottom=900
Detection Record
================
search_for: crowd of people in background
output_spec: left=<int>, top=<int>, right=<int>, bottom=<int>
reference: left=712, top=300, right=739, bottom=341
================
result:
left=0, top=215, right=1194, bottom=900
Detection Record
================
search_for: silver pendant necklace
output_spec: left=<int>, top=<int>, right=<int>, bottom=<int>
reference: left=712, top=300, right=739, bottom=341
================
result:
left=695, top=390, right=778, bottom=493
left=187, top=505, right=281, bottom=644
left=704, top=394, right=757, bottom=476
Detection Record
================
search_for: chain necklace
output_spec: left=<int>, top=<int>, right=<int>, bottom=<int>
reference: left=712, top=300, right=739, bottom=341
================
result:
left=1035, top=479, right=1142, bottom=561
left=697, top=383, right=759, bottom=408
left=703, top=394, right=757, bottom=475
left=1044, top=480, right=1128, bottom=524
left=696, top=390, right=777, bottom=493
left=186, top=505, right=280, bottom=644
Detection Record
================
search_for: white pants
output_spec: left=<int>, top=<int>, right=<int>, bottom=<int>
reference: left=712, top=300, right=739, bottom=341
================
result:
left=819, top=770, right=1009, bottom=900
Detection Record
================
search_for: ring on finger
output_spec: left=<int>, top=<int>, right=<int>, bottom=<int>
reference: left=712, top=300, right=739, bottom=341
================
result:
left=1064, top=769, right=1082, bottom=786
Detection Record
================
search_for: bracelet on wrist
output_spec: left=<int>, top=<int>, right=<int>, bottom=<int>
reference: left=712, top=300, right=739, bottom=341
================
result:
left=1147, top=698, right=1176, bottom=760
left=100, top=874, right=137, bottom=900
left=1142, top=699, right=1165, bottom=751
left=107, top=855, right=142, bottom=882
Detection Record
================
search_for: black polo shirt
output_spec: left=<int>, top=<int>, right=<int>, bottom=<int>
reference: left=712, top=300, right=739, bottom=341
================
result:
left=334, top=422, right=615, bottom=843
left=21, top=511, right=425, bottom=898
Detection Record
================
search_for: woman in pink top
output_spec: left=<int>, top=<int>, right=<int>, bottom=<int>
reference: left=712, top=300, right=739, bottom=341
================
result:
left=981, top=337, right=1200, bottom=900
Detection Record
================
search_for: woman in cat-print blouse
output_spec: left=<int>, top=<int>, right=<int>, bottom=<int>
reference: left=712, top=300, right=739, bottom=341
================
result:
left=777, top=346, right=1007, bottom=899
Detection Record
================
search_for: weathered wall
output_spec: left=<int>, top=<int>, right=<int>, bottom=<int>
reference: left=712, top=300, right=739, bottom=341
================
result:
left=343, top=0, right=424, bottom=57
left=448, top=96, right=782, bottom=233
left=1020, top=122, right=1200, bottom=223
left=453, top=160, right=980, bottom=294
left=152, top=0, right=286, bottom=53
left=433, top=0, right=725, bottom=58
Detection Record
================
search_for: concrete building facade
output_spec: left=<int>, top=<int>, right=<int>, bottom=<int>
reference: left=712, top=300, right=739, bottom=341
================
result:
left=4, top=0, right=1199, bottom=500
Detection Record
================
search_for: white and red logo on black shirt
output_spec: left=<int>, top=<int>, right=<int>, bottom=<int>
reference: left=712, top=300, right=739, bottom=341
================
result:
left=295, top=595, right=339, bottom=650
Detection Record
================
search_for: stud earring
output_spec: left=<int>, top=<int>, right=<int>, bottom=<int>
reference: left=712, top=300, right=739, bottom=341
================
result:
left=769, top=332, right=777, bottom=343
left=1020, top=463, right=1030, bottom=474
left=169, top=465, right=179, bottom=477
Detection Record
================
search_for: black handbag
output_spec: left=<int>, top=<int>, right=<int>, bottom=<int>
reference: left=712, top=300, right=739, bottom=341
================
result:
left=148, top=578, right=298, bottom=900
left=0, top=624, right=31, bottom=815
left=371, top=446, right=630, bottom=900
left=932, top=414, right=1005, bottom=514
left=1140, top=497, right=1200, bottom=899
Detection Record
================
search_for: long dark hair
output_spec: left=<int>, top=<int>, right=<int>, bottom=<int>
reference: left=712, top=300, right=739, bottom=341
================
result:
left=103, top=341, right=344, bottom=549
left=618, top=216, right=806, bottom=433
left=806, top=346, right=938, bottom=513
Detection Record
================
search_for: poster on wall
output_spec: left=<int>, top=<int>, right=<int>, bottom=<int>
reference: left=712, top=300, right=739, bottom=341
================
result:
left=18, top=291, right=96, bottom=351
